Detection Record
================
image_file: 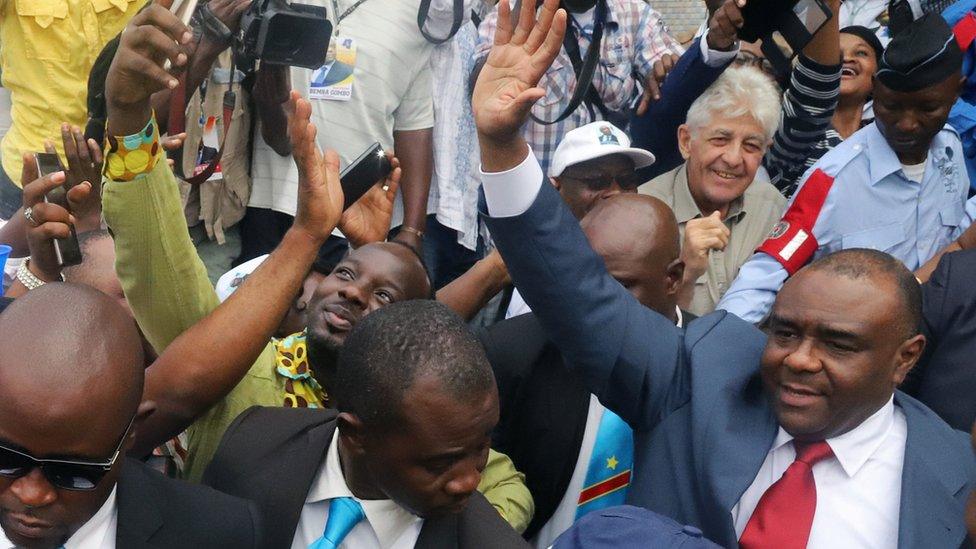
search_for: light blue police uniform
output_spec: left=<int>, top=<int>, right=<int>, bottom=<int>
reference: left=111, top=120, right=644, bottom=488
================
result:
left=718, top=122, right=976, bottom=323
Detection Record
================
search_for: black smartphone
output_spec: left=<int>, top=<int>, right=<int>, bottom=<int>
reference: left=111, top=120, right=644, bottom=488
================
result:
left=340, top=142, right=392, bottom=211
left=34, top=152, right=83, bottom=268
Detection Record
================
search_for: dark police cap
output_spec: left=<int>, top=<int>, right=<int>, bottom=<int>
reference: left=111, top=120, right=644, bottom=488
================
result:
left=876, top=12, right=963, bottom=92
left=552, top=506, right=723, bottom=549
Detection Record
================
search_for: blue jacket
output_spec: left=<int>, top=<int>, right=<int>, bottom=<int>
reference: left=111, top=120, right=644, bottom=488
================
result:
left=628, top=38, right=730, bottom=180
left=483, top=179, right=975, bottom=548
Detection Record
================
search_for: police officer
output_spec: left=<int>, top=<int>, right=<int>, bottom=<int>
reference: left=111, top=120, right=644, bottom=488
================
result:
left=718, top=13, right=976, bottom=323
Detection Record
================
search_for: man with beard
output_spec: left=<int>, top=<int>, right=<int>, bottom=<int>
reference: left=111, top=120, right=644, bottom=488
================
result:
left=97, top=0, right=534, bottom=531
left=718, top=13, right=976, bottom=323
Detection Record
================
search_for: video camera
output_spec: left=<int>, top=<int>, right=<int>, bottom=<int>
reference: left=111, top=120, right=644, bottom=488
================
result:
left=738, top=0, right=833, bottom=77
left=234, top=0, right=333, bottom=73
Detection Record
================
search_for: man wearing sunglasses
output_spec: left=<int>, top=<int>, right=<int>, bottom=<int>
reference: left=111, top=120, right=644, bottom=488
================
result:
left=503, top=121, right=654, bottom=319
left=0, top=284, right=262, bottom=548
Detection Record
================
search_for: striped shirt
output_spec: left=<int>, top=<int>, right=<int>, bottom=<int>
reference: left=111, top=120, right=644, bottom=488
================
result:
left=763, top=55, right=842, bottom=198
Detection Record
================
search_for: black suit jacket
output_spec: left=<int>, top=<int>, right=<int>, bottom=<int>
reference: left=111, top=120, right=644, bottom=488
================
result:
left=202, top=406, right=529, bottom=549
left=116, top=458, right=261, bottom=548
left=904, top=249, right=976, bottom=431
left=481, top=310, right=695, bottom=540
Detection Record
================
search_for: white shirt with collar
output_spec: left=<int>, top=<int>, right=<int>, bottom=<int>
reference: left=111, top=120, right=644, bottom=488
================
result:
left=291, top=434, right=423, bottom=549
left=732, top=397, right=907, bottom=549
left=0, top=486, right=117, bottom=549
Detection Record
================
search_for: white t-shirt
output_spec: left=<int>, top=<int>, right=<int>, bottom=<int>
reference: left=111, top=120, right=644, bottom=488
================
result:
left=249, top=0, right=435, bottom=227
left=902, top=160, right=927, bottom=183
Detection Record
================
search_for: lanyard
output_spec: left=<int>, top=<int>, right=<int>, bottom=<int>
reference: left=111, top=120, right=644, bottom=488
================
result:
left=330, top=0, right=370, bottom=32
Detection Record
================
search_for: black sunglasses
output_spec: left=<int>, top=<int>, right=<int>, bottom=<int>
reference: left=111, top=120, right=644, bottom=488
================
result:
left=561, top=171, right=645, bottom=190
left=0, top=416, right=135, bottom=491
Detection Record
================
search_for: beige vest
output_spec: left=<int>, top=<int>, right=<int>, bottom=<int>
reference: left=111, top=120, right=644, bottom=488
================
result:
left=179, top=49, right=251, bottom=244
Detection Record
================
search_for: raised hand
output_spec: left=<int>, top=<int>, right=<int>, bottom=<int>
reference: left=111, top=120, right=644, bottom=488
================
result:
left=46, top=124, right=104, bottom=229
left=288, top=91, right=344, bottom=243
left=472, top=0, right=567, bottom=143
left=680, top=211, right=730, bottom=278
left=105, top=0, right=193, bottom=135
left=637, top=52, right=681, bottom=115
left=19, top=159, right=94, bottom=282
left=339, top=154, right=402, bottom=247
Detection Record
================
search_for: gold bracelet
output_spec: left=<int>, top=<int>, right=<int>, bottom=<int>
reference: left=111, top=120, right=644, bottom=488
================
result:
left=400, top=226, right=424, bottom=239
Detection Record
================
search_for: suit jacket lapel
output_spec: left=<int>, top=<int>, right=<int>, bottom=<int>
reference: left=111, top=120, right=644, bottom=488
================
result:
left=415, top=513, right=459, bottom=549
left=249, top=420, right=336, bottom=548
left=115, top=460, right=164, bottom=547
left=896, top=393, right=968, bottom=548
left=701, top=373, right=778, bottom=546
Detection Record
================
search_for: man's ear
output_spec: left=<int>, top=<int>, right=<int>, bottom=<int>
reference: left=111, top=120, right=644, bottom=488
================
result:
left=550, top=176, right=561, bottom=190
left=893, top=333, right=926, bottom=386
left=665, top=258, right=685, bottom=297
left=677, top=125, right=692, bottom=160
left=337, top=411, right=368, bottom=456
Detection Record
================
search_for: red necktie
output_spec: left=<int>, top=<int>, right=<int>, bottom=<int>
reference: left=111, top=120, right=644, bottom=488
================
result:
left=739, top=440, right=834, bottom=549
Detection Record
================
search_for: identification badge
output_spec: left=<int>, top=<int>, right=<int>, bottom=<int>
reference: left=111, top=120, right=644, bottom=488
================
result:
left=309, top=36, right=357, bottom=101
left=193, top=115, right=223, bottom=182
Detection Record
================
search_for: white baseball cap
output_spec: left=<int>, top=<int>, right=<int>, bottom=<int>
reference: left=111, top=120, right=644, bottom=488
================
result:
left=549, top=121, right=656, bottom=178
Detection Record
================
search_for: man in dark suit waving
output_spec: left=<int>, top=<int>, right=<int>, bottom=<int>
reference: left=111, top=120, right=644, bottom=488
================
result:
left=203, top=300, right=528, bottom=548
left=471, top=0, right=976, bottom=547
left=0, top=284, right=261, bottom=549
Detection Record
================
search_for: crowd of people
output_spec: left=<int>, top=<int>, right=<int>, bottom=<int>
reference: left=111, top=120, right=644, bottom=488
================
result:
left=1, top=0, right=976, bottom=547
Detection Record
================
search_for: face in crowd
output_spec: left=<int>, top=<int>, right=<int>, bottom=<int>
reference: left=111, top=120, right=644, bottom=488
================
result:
left=304, top=242, right=432, bottom=381
left=838, top=32, right=878, bottom=102
left=760, top=251, right=925, bottom=441
left=579, top=194, right=683, bottom=319
left=873, top=72, right=963, bottom=165
left=552, top=153, right=642, bottom=220
left=678, top=112, right=767, bottom=214
left=333, top=302, right=498, bottom=519
left=0, top=286, right=149, bottom=549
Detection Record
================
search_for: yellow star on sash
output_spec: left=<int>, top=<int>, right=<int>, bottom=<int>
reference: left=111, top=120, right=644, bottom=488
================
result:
left=607, top=455, right=619, bottom=470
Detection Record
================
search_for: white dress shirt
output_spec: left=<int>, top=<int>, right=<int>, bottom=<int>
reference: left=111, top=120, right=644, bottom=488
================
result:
left=0, top=487, right=117, bottom=549
left=732, top=397, right=907, bottom=549
left=291, top=435, right=423, bottom=549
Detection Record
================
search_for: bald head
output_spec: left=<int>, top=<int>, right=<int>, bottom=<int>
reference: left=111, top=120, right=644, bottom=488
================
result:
left=0, top=284, right=144, bottom=429
left=580, top=194, right=683, bottom=319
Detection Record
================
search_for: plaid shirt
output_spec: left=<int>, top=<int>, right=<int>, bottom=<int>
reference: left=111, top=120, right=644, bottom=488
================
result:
left=475, top=0, right=682, bottom=175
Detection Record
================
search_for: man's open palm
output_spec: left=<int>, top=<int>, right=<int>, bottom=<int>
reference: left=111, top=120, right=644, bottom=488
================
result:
left=472, top=0, right=567, bottom=141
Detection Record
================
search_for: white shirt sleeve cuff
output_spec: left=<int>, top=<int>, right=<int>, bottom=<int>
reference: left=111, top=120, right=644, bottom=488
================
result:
left=480, top=145, right=544, bottom=218
left=699, top=29, right=739, bottom=67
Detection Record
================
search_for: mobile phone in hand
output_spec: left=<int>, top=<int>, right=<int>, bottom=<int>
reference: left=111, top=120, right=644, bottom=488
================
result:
left=34, top=152, right=83, bottom=268
left=340, top=142, right=392, bottom=211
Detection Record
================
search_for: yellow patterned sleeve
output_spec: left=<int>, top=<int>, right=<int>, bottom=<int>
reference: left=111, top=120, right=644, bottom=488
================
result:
left=103, top=115, right=162, bottom=182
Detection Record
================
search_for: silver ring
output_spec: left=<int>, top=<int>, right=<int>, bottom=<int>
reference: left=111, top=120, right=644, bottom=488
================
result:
left=23, top=206, right=38, bottom=227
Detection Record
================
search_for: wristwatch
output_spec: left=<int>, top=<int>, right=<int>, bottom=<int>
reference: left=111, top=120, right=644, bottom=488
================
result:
left=16, top=259, right=62, bottom=291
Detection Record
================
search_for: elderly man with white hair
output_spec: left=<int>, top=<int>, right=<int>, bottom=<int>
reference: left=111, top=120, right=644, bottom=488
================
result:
left=639, top=67, right=786, bottom=316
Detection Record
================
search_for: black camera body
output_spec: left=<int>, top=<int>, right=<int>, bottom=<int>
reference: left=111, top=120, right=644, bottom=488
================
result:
left=234, top=0, right=333, bottom=73
left=737, top=0, right=833, bottom=76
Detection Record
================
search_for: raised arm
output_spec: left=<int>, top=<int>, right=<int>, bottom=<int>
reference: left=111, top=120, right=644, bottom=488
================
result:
left=472, top=0, right=683, bottom=430
left=101, top=1, right=343, bottom=456
left=763, top=0, right=842, bottom=195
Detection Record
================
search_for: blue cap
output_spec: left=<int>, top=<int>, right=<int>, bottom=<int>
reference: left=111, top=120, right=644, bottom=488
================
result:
left=552, top=506, right=722, bottom=549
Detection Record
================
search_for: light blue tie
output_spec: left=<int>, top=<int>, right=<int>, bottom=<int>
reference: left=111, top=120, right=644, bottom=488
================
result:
left=308, top=497, right=365, bottom=549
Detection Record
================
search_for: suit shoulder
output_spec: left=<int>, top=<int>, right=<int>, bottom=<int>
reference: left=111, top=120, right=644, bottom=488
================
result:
left=482, top=314, right=550, bottom=372
left=685, top=311, right=767, bottom=371
left=120, top=460, right=261, bottom=547
left=897, top=393, right=976, bottom=479
left=228, top=405, right=338, bottom=439
left=457, top=491, right=531, bottom=548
